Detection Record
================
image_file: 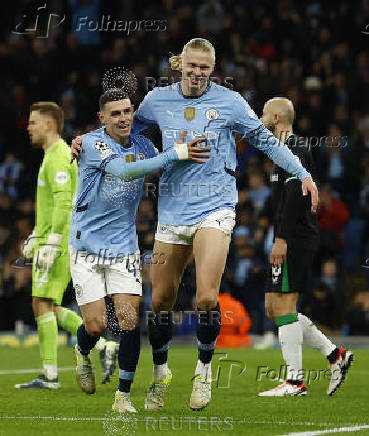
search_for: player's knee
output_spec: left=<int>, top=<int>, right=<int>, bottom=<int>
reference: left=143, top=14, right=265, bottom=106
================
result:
left=152, top=294, right=175, bottom=313
left=117, top=309, right=139, bottom=331
left=85, top=319, right=106, bottom=336
left=196, top=294, right=218, bottom=311
left=266, top=306, right=275, bottom=322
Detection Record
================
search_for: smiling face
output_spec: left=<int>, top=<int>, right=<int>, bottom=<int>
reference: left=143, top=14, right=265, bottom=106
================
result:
left=99, top=99, right=133, bottom=143
left=181, top=48, right=215, bottom=95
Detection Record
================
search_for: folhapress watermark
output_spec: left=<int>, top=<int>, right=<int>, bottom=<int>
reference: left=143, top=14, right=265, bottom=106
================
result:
left=256, top=365, right=338, bottom=385
left=76, top=16, right=167, bottom=35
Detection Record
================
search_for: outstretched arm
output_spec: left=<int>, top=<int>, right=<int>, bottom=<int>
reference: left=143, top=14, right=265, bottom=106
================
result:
left=233, top=95, right=318, bottom=211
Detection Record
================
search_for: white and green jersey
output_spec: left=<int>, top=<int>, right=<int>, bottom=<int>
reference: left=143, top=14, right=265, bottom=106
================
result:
left=35, top=139, right=77, bottom=248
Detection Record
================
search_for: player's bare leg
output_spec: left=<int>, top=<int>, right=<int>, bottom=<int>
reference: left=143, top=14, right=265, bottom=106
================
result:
left=111, top=293, right=140, bottom=413
left=145, top=240, right=192, bottom=411
left=190, top=228, right=230, bottom=410
left=75, top=298, right=107, bottom=394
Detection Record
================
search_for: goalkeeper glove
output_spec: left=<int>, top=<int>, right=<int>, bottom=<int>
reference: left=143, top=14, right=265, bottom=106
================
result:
left=22, top=229, right=37, bottom=259
left=36, top=233, right=62, bottom=272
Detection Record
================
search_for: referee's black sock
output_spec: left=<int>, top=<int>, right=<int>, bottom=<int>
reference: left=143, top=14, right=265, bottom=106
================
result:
left=148, top=311, right=173, bottom=365
left=77, top=324, right=99, bottom=356
left=196, top=303, right=221, bottom=364
left=118, top=327, right=140, bottom=393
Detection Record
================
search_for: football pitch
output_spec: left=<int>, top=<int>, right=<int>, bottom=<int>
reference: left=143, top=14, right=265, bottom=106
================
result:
left=0, top=346, right=368, bottom=436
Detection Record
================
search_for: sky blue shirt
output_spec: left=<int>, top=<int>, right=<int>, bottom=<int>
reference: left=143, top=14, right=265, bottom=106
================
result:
left=70, top=127, right=159, bottom=256
left=133, top=82, right=310, bottom=226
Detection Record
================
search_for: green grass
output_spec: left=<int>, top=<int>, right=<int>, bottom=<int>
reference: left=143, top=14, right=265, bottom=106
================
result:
left=0, top=346, right=368, bottom=436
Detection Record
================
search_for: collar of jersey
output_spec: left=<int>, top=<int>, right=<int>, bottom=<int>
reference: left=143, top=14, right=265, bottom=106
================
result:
left=177, top=81, right=212, bottom=99
left=103, top=128, right=135, bottom=152
left=45, top=138, right=63, bottom=154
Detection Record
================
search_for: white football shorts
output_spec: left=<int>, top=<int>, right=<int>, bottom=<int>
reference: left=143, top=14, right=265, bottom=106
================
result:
left=155, top=209, right=236, bottom=245
left=69, top=246, right=142, bottom=306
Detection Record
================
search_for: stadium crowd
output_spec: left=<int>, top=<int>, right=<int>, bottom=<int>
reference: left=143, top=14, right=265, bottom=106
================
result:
left=0, top=0, right=368, bottom=337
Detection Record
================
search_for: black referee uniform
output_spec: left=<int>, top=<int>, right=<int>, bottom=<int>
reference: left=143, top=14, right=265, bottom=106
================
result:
left=266, top=134, right=319, bottom=293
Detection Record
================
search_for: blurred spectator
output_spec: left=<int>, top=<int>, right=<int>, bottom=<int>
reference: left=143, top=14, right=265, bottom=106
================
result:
left=0, top=153, right=23, bottom=199
left=217, top=291, right=252, bottom=348
left=346, top=292, right=369, bottom=335
left=317, top=185, right=349, bottom=259
left=248, top=172, right=270, bottom=213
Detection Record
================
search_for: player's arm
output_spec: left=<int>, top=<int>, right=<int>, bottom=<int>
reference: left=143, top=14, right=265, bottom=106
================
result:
left=232, top=95, right=318, bottom=211
left=80, top=130, right=209, bottom=181
left=37, top=159, right=74, bottom=271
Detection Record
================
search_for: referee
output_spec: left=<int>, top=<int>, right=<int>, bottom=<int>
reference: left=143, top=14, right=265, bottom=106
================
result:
left=258, top=97, right=353, bottom=397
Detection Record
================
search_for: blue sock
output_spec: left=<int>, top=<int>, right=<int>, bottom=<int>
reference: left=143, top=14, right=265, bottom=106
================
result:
left=148, top=311, right=173, bottom=365
left=196, top=303, right=221, bottom=364
left=77, top=324, right=99, bottom=356
left=118, top=327, right=140, bottom=393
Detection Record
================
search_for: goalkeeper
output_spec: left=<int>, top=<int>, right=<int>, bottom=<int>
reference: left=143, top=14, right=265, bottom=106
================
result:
left=15, top=102, right=82, bottom=390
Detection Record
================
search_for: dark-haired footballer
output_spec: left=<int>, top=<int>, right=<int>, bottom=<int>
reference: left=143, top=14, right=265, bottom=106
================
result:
left=70, top=86, right=209, bottom=412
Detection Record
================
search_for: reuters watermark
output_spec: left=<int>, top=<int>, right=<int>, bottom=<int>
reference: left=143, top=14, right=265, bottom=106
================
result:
left=102, top=414, right=234, bottom=435
left=144, top=416, right=234, bottom=432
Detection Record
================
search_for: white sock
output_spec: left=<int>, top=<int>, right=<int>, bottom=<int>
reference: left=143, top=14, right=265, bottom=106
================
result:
left=153, top=363, right=168, bottom=381
left=298, top=313, right=336, bottom=357
left=44, top=364, right=58, bottom=380
left=195, top=360, right=212, bottom=380
left=278, top=321, right=303, bottom=382
left=117, top=390, right=129, bottom=397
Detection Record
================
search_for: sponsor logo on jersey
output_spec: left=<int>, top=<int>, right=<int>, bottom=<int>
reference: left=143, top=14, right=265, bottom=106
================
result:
left=272, top=265, right=282, bottom=284
left=184, top=107, right=195, bottom=121
left=205, top=108, right=219, bottom=120
left=166, top=109, right=174, bottom=118
left=95, top=141, right=113, bottom=160
left=270, top=173, right=279, bottom=182
left=55, top=171, right=69, bottom=185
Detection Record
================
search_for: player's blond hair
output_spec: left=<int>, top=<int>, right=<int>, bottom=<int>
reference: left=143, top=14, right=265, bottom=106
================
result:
left=169, top=38, right=215, bottom=71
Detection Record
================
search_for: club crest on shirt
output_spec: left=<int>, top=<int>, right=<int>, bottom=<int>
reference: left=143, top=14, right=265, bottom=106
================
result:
left=272, top=265, right=282, bottom=284
left=184, top=107, right=195, bottom=121
left=138, top=153, right=145, bottom=160
left=125, top=154, right=135, bottom=163
left=74, top=283, right=83, bottom=298
left=205, top=108, right=219, bottom=120
left=270, top=173, right=279, bottom=182
left=95, top=141, right=113, bottom=160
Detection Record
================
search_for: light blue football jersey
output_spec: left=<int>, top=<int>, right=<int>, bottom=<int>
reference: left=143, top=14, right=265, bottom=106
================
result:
left=133, top=82, right=310, bottom=226
left=70, top=127, right=157, bottom=256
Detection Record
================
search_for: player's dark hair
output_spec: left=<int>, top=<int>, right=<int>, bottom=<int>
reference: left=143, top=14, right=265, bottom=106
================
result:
left=99, top=88, right=130, bottom=110
left=30, top=101, right=64, bottom=134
